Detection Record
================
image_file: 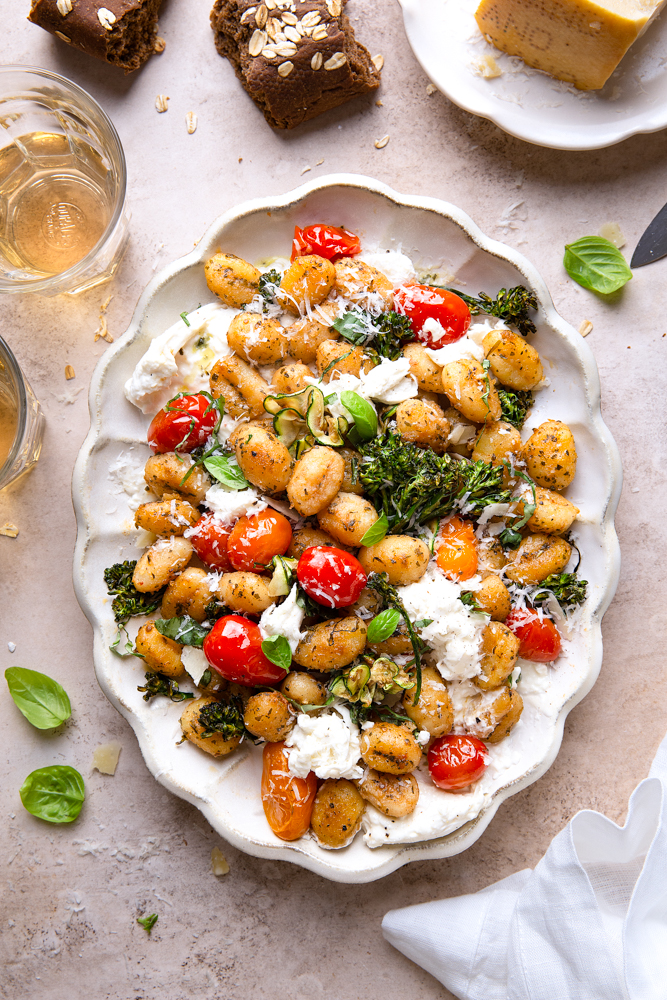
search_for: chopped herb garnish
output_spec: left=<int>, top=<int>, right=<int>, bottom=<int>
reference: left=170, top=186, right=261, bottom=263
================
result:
left=180, top=311, right=191, bottom=327
left=154, top=616, right=210, bottom=647
left=137, top=913, right=158, bottom=934
left=103, top=561, right=165, bottom=625
left=531, top=573, right=588, bottom=610
left=137, top=672, right=194, bottom=703
left=258, top=269, right=281, bottom=308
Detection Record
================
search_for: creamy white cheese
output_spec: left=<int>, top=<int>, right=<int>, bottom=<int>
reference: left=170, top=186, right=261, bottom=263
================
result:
left=358, top=250, right=417, bottom=286
left=398, top=566, right=486, bottom=681
left=108, top=449, right=154, bottom=511
left=258, top=585, right=305, bottom=654
left=286, top=704, right=363, bottom=780
left=425, top=316, right=510, bottom=368
left=124, top=303, right=237, bottom=414
left=182, top=646, right=209, bottom=687
left=310, top=356, right=417, bottom=424
left=202, top=485, right=267, bottom=526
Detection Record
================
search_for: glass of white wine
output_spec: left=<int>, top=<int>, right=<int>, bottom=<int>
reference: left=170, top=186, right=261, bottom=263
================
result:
left=0, top=335, right=44, bottom=490
left=0, top=66, right=129, bottom=295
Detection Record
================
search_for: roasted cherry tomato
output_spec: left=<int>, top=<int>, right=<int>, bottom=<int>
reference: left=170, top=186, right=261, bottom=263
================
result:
left=505, top=607, right=562, bottom=662
left=203, top=615, right=287, bottom=686
left=393, top=285, right=471, bottom=347
left=291, top=224, right=361, bottom=262
left=189, top=513, right=233, bottom=572
left=261, top=742, right=318, bottom=841
left=296, top=545, right=367, bottom=609
left=226, top=509, right=293, bottom=573
left=147, top=393, right=218, bottom=453
left=428, top=734, right=489, bottom=791
left=435, top=517, right=478, bottom=581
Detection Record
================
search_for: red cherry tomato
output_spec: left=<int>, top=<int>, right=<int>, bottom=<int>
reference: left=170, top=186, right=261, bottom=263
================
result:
left=505, top=607, right=562, bottom=662
left=428, top=734, right=489, bottom=791
left=261, top=742, right=318, bottom=841
left=291, top=224, right=361, bottom=262
left=226, top=509, right=293, bottom=573
left=296, top=546, right=367, bottom=609
left=393, top=285, right=471, bottom=348
left=203, top=615, right=287, bottom=686
left=189, top=513, right=233, bottom=572
left=147, top=393, right=218, bottom=453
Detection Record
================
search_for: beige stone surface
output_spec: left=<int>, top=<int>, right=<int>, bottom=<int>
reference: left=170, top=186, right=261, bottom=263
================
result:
left=1, top=1, right=667, bottom=998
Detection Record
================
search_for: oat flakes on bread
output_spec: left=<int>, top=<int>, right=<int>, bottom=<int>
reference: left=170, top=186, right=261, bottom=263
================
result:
left=210, top=0, right=381, bottom=129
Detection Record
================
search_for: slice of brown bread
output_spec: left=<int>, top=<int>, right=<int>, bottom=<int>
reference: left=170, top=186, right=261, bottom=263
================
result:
left=28, top=0, right=164, bottom=73
left=210, top=0, right=381, bottom=129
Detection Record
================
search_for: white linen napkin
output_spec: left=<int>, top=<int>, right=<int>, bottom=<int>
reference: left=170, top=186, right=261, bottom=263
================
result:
left=382, top=732, right=667, bottom=1000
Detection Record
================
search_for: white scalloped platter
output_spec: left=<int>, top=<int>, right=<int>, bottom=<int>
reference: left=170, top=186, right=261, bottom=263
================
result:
left=400, top=0, right=667, bottom=150
left=72, top=174, right=621, bottom=883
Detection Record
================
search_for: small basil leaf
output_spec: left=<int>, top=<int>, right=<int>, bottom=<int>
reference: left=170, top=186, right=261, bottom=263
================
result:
left=332, top=312, right=367, bottom=345
left=203, top=455, right=250, bottom=490
left=19, top=765, right=85, bottom=824
left=366, top=608, right=401, bottom=644
left=413, top=618, right=434, bottom=629
left=261, top=635, right=292, bottom=672
left=340, top=391, right=377, bottom=441
left=563, top=236, right=632, bottom=295
left=137, top=913, right=159, bottom=934
left=154, top=616, right=209, bottom=647
left=5, top=667, right=71, bottom=730
left=359, top=512, right=389, bottom=547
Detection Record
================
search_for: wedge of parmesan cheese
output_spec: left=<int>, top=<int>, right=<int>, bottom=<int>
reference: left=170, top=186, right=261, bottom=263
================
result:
left=475, top=0, right=667, bottom=90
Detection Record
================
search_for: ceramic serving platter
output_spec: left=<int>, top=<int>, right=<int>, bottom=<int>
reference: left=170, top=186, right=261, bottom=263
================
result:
left=400, top=0, right=667, bottom=150
left=72, top=174, right=621, bottom=883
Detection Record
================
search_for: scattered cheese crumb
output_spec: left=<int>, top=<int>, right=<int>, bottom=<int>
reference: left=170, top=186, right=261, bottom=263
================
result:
left=211, top=847, right=229, bottom=876
left=94, top=295, right=114, bottom=343
left=301, top=165, right=311, bottom=175
left=154, top=35, right=166, bottom=53
left=472, top=54, right=503, bottom=78
left=65, top=364, right=76, bottom=380
left=7, top=642, right=16, bottom=653
left=186, top=112, right=198, bottom=134
left=92, top=742, right=122, bottom=775
left=374, top=134, right=390, bottom=149
left=578, top=320, right=593, bottom=337
left=372, top=53, right=384, bottom=71
left=599, top=222, right=626, bottom=249
left=375, top=99, right=383, bottom=106
left=155, top=94, right=170, bottom=113
left=0, top=523, right=19, bottom=538
left=426, top=83, right=437, bottom=95
left=316, top=158, right=324, bottom=165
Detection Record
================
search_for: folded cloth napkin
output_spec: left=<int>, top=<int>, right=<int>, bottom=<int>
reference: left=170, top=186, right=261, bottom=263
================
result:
left=382, top=731, right=667, bottom=1000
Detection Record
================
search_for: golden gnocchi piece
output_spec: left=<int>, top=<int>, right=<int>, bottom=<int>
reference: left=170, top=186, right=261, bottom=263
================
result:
left=205, top=252, right=260, bottom=308
left=134, top=499, right=199, bottom=536
left=486, top=690, right=523, bottom=743
left=161, top=566, right=213, bottom=623
left=272, top=363, right=313, bottom=395
left=317, top=492, right=379, bottom=547
left=209, top=364, right=250, bottom=418
left=358, top=770, right=419, bottom=818
left=474, top=622, right=520, bottom=690
left=215, top=572, right=275, bottom=615
left=230, top=421, right=292, bottom=494
left=144, top=453, right=211, bottom=504
left=293, top=617, right=367, bottom=672
left=135, top=622, right=183, bottom=678
left=339, top=448, right=364, bottom=495
left=316, top=340, right=363, bottom=382
left=402, top=665, right=453, bottom=738
left=483, top=329, right=544, bottom=390
left=310, top=779, right=365, bottom=849
left=441, top=358, right=501, bottom=424
left=243, top=691, right=294, bottom=742
left=521, top=420, right=577, bottom=491
left=367, top=620, right=413, bottom=657
left=180, top=696, right=242, bottom=758
left=358, top=535, right=430, bottom=585
left=132, top=536, right=193, bottom=592
left=472, top=420, right=522, bottom=465
left=278, top=255, right=335, bottom=315
left=280, top=672, right=329, bottom=707
left=286, top=526, right=351, bottom=559
left=473, top=573, right=511, bottom=621
left=396, top=398, right=450, bottom=453
left=478, top=537, right=507, bottom=572
left=504, top=533, right=572, bottom=585
left=359, top=722, right=422, bottom=775
left=402, top=342, right=444, bottom=393
left=286, top=446, right=345, bottom=516
left=286, top=315, right=337, bottom=363
left=525, top=486, right=580, bottom=534
left=213, top=355, right=271, bottom=418
left=333, top=257, right=393, bottom=305
left=227, top=313, right=288, bottom=365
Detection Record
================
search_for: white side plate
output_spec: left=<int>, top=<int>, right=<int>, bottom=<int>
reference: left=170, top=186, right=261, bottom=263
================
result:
left=72, top=174, right=622, bottom=883
left=400, top=0, right=667, bottom=150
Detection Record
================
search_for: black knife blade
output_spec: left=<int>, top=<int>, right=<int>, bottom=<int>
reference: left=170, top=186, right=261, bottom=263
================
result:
left=631, top=200, right=667, bottom=268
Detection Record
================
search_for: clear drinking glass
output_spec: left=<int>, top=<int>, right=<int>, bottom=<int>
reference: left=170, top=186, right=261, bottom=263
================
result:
left=0, top=335, right=44, bottom=490
left=0, top=65, right=128, bottom=296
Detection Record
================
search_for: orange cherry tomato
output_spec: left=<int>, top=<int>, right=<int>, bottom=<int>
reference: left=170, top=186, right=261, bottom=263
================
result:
left=261, top=742, right=318, bottom=841
left=435, top=517, right=478, bottom=581
left=226, top=509, right=293, bottom=573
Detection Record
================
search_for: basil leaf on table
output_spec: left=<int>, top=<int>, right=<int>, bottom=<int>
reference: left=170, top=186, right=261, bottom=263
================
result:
left=5, top=667, right=71, bottom=729
left=366, top=608, right=401, bottom=644
left=359, top=512, right=389, bottom=547
left=203, top=455, right=250, bottom=490
left=261, top=635, right=292, bottom=672
left=563, top=236, right=632, bottom=294
left=340, top=391, right=377, bottom=441
left=137, top=913, right=159, bottom=934
left=20, top=765, right=85, bottom=823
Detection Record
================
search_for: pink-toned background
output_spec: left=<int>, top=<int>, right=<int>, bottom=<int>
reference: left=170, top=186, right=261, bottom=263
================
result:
left=1, top=2, right=666, bottom=997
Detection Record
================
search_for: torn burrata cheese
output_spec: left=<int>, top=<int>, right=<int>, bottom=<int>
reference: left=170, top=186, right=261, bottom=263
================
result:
left=259, top=585, right=305, bottom=654
left=286, top=703, right=363, bottom=780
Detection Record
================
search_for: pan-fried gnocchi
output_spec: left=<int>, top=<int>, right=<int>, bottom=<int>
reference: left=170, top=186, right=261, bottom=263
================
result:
left=113, top=224, right=589, bottom=855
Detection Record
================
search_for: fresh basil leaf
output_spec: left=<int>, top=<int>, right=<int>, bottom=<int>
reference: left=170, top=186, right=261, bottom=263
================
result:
left=137, top=913, right=159, bottom=934
left=261, top=635, right=292, bottom=672
left=340, top=391, right=377, bottom=440
left=359, top=512, right=389, bottom=547
left=563, top=236, right=632, bottom=295
left=203, top=455, right=250, bottom=490
left=332, top=312, right=367, bottom=345
left=413, top=618, right=434, bottom=629
left=155, top=616, right=209, bottom=647
left=19, top=765, right=85, bottom=824
left=366, top=608, right=401, bottom=644
left=5, top=667, right=71, bottom=730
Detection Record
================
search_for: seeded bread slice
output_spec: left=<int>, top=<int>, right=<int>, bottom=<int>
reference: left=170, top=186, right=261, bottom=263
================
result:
left=211, top=0, right=381, bottom=129
left=28, top=0, right=164, bottom=72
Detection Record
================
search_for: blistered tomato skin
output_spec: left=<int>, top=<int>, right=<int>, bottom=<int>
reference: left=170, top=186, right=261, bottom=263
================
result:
left=428, top=734, right=489, bottom=791
left=203, top=615, right=288, bottom=686
left=147, top=393, right=218, bottom=454
left=296, top=545, right=367, bottom=609
left=291, top=224, right=362, bottom=262
left=226, top=510, right=293, bottom=573
left=505, top=607, right=562, bottom=662
left=190, top=513, right=233, bottom=571
left=261, top=742, right=318, bottom=841
left=393, top=285, right=471, bottom=348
